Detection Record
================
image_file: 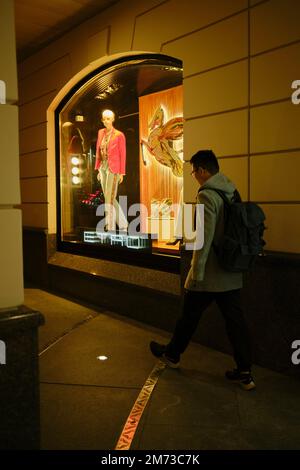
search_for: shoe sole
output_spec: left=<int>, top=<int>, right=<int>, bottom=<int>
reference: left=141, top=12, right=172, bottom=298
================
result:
left=226, top=377, right=256, bottom=391
left=160, top=356, right=180, bottom=369
left=240, top=381, right=256, bottom=391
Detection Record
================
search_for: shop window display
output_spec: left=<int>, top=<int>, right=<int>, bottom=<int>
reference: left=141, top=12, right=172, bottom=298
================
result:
left=56, top=55, right=183, bottom=270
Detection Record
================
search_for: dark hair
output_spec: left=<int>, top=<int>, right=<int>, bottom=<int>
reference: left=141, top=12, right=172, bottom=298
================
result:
left=190, top=150, right=219, bottom=174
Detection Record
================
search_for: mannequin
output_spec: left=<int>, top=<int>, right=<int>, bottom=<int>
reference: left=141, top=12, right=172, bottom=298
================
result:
left=95, top=109, right=128, bottom=231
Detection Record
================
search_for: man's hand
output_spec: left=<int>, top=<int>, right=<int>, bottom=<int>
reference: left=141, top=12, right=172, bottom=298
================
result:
left=97, top=171, right=101, bottom=181
left=119, top=175, right=124, bottom=184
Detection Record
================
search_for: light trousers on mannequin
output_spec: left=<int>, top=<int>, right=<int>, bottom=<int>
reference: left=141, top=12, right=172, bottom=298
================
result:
left=99, top=159, right=128, bottom=230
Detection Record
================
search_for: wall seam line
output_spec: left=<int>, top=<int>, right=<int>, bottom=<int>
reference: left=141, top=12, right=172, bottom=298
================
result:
left=183, top=57, right=248, bottom=80
left=161, top=7, right=248, bottom=49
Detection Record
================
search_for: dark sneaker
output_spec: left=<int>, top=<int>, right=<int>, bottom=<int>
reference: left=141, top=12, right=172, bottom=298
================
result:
left=149, top=341, right=180, bottom=369
left=225, top=368, right=256, bottom=391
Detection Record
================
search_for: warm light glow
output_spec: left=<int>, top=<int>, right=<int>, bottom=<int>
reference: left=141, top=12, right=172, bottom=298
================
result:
left=72, top=167, right=80, bottom=175
left=72, top=176, right=80, bottom=185
left=71, top=156, right=80, bottom=165
left=97, top=356, right=108, bottom=361
left=62, top=121, right=73, bottom=128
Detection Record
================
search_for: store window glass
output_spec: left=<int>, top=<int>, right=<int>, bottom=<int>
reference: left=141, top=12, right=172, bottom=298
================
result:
left=56, top=55, right=183, bottom=269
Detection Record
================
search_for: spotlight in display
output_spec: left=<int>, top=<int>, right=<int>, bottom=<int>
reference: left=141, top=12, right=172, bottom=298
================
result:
left=71, top=156, right=80, bottom=165
left=72, top=176, right=80, bottom=185
left=72, top=167, right=80, bottom=175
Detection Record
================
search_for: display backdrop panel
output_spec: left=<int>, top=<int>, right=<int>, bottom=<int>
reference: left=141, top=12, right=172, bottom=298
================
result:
left=139, top=86, right=183, bottom=238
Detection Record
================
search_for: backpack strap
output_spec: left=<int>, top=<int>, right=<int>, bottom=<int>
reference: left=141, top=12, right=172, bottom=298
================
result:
left=196, top=187, right=241, bottom=254
left=198, top=187, right=241, bottom=205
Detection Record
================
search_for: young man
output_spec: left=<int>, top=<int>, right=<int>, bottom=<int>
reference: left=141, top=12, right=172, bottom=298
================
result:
left=150, top=150, right=255, bottom=391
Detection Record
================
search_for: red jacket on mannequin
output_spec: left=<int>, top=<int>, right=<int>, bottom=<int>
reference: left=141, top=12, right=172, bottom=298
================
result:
left=95, top=127, right=126, bottom=175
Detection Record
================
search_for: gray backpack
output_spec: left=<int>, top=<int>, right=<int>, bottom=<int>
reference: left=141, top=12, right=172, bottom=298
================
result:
left=199, top=188, right=266, bottom=272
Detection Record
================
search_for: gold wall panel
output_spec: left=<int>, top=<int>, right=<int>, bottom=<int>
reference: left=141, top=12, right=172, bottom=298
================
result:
left=19, top=90, right=57, bottom=129
left=21, top=203, right=48, bottom=228
left=262, top=204, right=300, bottom=253
left=251, top=101, right=300, bottom=154
left=19, top=55, right=71, bottom=105
left=250, top=152, right=300, bottom=201
left=251, top=43, right=300, bottom=105
left=20, top=122, right=47, bottom=155
left=20, top=151, right=47, bottom=179
left=184, top=60, right=248, bottom=118
left=219, top=156, right=248, bottom=201
left=0, top=0, right=18, bottom=103
left=251, top=0, right=300, bottom=54
left=0, top=104, right=20, bottom=204
left=164, top=12, right=248, bottom=77
left=133, top=0, right=247, bottom=52
left=184, top=110, right=248, bottom=158
left=87, top=28, right=109, bottom=63
left=0, top=209, right=24, bottom=308
left=21, top=177, right=47, bottom=203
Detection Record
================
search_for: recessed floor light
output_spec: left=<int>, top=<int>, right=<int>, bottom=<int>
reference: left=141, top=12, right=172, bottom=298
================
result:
left=97, top=356, right=108, bottom=361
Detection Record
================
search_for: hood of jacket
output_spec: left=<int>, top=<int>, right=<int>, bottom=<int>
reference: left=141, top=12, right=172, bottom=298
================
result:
left=199, top=172, right=236, bottom=201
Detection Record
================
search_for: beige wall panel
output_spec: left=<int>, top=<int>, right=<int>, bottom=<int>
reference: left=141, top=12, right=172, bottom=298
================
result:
left=184, top=60, right=248, bottom=118
left=183, top=161, right=199, bottom=203
left=163, top=12, right=248, bottom=77
left=250, top=152, right=300, bottom=201
left=20, top=151, right=47, bottom=179
left=20, top=122, right=47, bottom=155
left=133, top=0, right=247, bottom=52
left=18, top=21, right=85, bottom=79
left=219, top=157, right=248, bottom=201
left=251, top=43, right=300, bottom=105
left=68, top=36, right=96, bottom=78
left=0, top=209, right=24, bottom=309
left=19, top=34, right=73, bottom=80
left=251, top=101, right=300, bottom=154
left=21, top=203, right=48, bottom=228
left=109, top=3, right=139, bottom=54
left=0, top=105, right=20, bottom=205
left=251, top=0, right=300, bottom=55
left=17, top=0, right=157, bottom=78
left=184, top=110, right=248, bottom=159
left=262, top=204, right=300, bottom=253
left=183, top=156, right=248, bottom=203
left=88, top=28, right=109, bottom=63
left=19, top=91, right=57, bottom=129
left=19, top=55, right=72, bottom=105
left=21, top=177, right=47, bottom=204
left=0, top=0, right=18, bottom=103
left=18, top=0, right=117, bottom=78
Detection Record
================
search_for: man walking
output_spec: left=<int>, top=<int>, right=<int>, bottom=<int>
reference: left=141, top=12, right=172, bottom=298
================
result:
left=150, top=150, right=255, bottom=391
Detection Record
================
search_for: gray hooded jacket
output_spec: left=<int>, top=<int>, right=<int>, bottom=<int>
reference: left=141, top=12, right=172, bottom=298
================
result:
left=185, top=172, right=243, bottom=292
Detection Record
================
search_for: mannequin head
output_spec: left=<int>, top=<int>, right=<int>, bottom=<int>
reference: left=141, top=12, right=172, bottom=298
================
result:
left=102, top=109, right=115, bottom=131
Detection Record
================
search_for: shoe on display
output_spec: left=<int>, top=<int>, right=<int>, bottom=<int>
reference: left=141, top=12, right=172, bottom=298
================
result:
left=225, top=368, right=256, bottom=391
left=166, top=238, right=181, bottom=246
left=149, top=341, right=180, bottom=369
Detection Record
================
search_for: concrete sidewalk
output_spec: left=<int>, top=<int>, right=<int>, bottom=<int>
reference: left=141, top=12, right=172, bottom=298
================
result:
left=25, top=288, right=300, bottom=450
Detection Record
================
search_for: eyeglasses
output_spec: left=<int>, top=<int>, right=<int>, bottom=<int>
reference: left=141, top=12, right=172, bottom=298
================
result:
left=191, top=167, right=204, bottom=176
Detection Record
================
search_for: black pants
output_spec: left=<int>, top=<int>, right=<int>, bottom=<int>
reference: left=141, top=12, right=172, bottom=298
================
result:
left=167, top=289, right=252, bottom=370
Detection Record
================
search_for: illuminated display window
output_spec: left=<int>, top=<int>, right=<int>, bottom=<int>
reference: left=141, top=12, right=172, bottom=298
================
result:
left=55, top=55, right=183, bottom=271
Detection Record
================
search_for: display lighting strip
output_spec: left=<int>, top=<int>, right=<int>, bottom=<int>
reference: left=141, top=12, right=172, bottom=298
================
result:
left=71, top=156, right=81, bottom=185
left=84, top=231, right=150, bottom=250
